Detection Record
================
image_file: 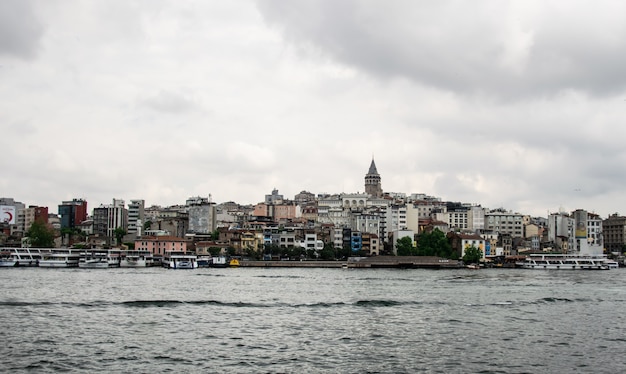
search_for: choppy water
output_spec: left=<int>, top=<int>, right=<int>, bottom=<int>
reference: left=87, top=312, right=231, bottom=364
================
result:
left=1, top=267, right=625, bottom=373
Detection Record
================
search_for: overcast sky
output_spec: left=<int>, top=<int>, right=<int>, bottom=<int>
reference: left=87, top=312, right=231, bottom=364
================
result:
left=2, top=1, right=626, bottom=218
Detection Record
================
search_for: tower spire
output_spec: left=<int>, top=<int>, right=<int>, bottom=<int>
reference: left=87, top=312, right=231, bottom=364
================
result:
left=365, top=157, right=382, bottom=197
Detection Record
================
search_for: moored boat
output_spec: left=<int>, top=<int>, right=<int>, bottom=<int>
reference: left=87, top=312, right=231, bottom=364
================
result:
left=39, top=248, right=81, bottom=268
left=0, top=250, right=17, bottom=267
left=162, top=251, right=198, bottom=269
left=229, top=258, right=240, bottom=267
left=210, top=256, right=228, bottom=268
left=0, top=248, right=42, bottom=267
left=520, top=253, right=611, bottom=270
left=119, top=250, right=154, bottom=268
left=79, top=250, right=121, bottom=268
left=197, top=255, right=212, bottom=268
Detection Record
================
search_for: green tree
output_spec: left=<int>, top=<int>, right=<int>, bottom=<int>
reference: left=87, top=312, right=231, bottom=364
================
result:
left=319, top=243, right=336, bottom=260
left=306, top=248, right=317, bottom=259
left=226, top=246, right=236, bottom=256
left=338, top=244, right=352, bottom=260
left=114, top=227, right=126, bottom=246
left=462, top=245, right=483, bottom=264
left=25, top=221, right=56, bottom=248
left=396, top=236, right=416, bottom=256
left=143, top=220, right=152, bottom=231
left=209, top=247, right=222, bottom=256
left=416, top=229, right=453, bottom=258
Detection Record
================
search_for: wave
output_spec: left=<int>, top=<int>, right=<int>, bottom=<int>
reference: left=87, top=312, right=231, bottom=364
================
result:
left=3, top=296, right=601, bottom=309
left=0, top=299, right=429, bottom=309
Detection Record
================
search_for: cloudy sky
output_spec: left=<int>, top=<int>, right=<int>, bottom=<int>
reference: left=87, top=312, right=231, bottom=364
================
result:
left=2, top=0, right=626, bottom=217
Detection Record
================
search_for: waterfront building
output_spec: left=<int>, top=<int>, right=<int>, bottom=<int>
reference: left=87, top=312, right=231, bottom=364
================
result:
left=481, top=232, right=499, bottom=257
left=127, top=199, right=145, bottom=237
left=547, top=212, right=575, bottom=253
left=352, top=213, right=381, bottom=236
left=361, top=233, right=380, bottom=256
left=350, top=231, right=362, bottom=253
left=135, top=235, right=189, bottom=256
left=58, top=198, right=88, bottom=230
left=602, top=213, right=626, bottom=254
left=92, top=199, right=127, bottom=245
left=448, top=232, right=486, bottom=260
left=297, top=233, right=324, bottom=254
left=386, top=203, right=408, bottom=235
left=48, top=213, right=61, bottom=230
left=187, top=196, right=217, bottom=235
left=467, top=206, right=486, bottom=233
left=332, top=227, right=343, bottom=250
left=24, top=205, right=49, bottom=231
left=1, top=197, right=25, bottom=236
left=485, top=208, right=524, bottom=238
left=406, top=199, right=447, bottom=232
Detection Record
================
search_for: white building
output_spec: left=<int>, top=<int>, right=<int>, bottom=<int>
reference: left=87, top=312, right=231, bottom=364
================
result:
left=188, top=198, right=217, bottom=234
left=485, top=209, right=524, bottom=238
left=127, top=199, right=145, bottom=237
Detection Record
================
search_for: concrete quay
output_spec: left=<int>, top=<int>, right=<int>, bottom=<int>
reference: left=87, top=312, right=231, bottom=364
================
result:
left=240, top=256, right=462, bottom=269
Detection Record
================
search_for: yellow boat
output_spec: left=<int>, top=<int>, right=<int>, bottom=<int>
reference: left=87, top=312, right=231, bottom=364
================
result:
left=229, top=258, right=240, bottom=267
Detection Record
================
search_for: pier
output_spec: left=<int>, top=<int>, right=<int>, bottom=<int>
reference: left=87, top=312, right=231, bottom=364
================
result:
left=240, top=256, right=461, bottom=269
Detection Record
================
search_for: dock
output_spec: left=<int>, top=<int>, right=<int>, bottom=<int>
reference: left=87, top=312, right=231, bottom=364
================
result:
left=240, top=256, right=461, bottom=269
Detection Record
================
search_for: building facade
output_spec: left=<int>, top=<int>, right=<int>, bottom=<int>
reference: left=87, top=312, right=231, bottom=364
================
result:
left=58, top=198, right=88, bottom=229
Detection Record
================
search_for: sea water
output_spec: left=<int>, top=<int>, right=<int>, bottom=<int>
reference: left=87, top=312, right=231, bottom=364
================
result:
left=1, top=267, right=625, bottom=373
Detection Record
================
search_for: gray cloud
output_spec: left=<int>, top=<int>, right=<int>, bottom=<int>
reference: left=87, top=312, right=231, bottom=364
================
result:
left=257, top=0, right=626, bottom=99
left=139, top=91, right=199, bottom=114
left=2, top=1, right=626, bottom=219
left=0, top=0, right=43, bottom=59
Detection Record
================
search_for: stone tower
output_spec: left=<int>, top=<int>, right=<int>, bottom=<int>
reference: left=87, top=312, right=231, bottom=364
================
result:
left=364, top=158, right=383, bottom=197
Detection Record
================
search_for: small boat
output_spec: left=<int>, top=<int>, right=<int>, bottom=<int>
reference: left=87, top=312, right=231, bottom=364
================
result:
left=607, top=260, right=619, bottom=269
left=162, top=251, right=198, bottom=269
left=210, top=256, right=228, bottom=268
left=466, top=264, right=480, bottom=270
left=197, top=256, right=212, bottom=268
left=0, top=251, right=17, bottom=267
left=229, top=258, right=240, bottom=268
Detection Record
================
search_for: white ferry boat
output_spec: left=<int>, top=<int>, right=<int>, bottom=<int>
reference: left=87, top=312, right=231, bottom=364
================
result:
left=162, top=251, right=198, bottom=269
left=210, top=256, right=228, bottom=268
left=79, top=250, right=121, bottom=268
left=197, top=255, right=212, bottom=268
left=0, top=248, right=42, bottom=267
left=119, top=250, right=154, bottom=268
left=39, top=248, right=81, bottom=268
left=520, top=253, right=610, bottom=270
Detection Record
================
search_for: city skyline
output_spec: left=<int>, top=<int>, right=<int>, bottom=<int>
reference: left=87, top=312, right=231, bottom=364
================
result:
left=2, top=1, right=626, bottom=218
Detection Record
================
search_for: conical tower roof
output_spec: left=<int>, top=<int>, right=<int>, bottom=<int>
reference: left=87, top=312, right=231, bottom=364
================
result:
left=367, top=158, right=379, bottom=175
